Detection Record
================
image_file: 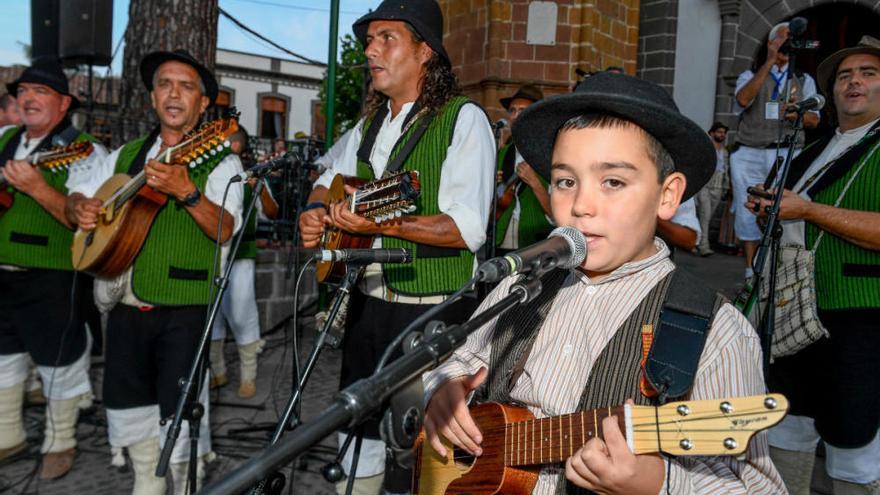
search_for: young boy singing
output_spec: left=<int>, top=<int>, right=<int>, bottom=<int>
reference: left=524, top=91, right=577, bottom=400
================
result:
left=422, top=73, right=785, bottom=494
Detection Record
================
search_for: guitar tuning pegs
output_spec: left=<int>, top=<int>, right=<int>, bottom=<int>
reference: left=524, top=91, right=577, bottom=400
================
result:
left=223, top=140, right=231, bottom=148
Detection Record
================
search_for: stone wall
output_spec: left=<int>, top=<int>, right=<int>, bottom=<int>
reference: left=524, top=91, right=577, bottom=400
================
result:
left=254, top=249, right=317, bottom=332
left=439, top=0, right=640, bottom=121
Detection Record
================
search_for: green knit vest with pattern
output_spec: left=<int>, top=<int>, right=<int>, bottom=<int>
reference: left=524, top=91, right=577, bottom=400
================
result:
left=495, top=144, right=553, bottom=247
left=355, top=96, right=475, bottom=296
left=0, top=126, right=96, bottom=270
left=806, top=146, right=880, bottom=310
left=115, top=136, right=231, bottom=306
left=235, top=184, right=257, bottom=260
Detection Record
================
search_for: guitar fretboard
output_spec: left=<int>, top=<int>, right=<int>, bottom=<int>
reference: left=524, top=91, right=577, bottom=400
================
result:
left=505, top=406, right=626, bottom=467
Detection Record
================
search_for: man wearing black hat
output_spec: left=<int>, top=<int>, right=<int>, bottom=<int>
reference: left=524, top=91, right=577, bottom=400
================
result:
left=0, top=57, right=107, bottom=480
left=67, top=50, right=243, bottom=495
left=298, top=0, right=494, bottom=492
left=748, top=35, right=880, bottom=495
left=424, top=72, right=785, bottom=494
left=494, top=84, right=553, bottom=255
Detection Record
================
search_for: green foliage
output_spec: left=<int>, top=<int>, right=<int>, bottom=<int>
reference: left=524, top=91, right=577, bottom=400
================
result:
left=319, top=34, right=367, bottom=138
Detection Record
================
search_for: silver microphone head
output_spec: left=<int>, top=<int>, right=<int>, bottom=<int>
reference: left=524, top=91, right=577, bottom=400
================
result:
left=814, top=94, right=826, bottom=110
left=549, top=226, right=587, bottom=269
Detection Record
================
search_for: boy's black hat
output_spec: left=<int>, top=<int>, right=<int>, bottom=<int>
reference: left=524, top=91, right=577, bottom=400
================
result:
left=353, top=0, right=450, bottom=67
left=512, top=72, right=715, bottom=201
left=140, top=49, right=219, bottom=103
left=6, top=57, right=80, bottom=110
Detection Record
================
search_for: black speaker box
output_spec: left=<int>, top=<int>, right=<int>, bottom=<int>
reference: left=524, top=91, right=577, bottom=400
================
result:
left=30, top=0, right=59, bottom=61
left=58, top=0, right=113, bottom=66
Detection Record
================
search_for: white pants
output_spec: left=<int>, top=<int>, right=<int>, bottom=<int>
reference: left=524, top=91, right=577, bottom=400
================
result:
left=211, top=259, right=261, bottom=346
left=106, top=375, right=212, bottom=464
left=729, top=146, right=799, bottom=241
left=0, top=332, right=92, bottom=400
left=770, top=414, right=880, bottom=484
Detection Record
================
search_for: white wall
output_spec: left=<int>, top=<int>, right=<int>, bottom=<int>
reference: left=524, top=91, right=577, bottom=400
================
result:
left=217, top=76, right=272, bottom=136
left=278, top=85, right=320, bottom=136
left=673, top=0, right=721, bottom=130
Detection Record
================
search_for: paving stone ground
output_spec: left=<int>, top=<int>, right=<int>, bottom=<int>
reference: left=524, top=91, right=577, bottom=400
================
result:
left=0, top=250, right=834, bottom=494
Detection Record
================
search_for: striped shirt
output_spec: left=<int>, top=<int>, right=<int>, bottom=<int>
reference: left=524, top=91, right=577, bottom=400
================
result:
left=423, top=238, right=785, bottom=494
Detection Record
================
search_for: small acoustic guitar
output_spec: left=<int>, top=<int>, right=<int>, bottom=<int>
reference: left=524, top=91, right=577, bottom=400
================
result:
left=316, top=171, right=421, bottom=284
left=0, top=141, right=95, bottom=217
left=71, top=115, right=239, bottom=278
left=413, top=394, right=788, bottom=495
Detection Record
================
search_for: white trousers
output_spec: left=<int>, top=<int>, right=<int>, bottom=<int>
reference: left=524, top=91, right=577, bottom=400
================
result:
left=211, top=259, right=261, bottom=346
left=0, top=332, right=92, bottom=400
left=729, top=146, right=799, bottom=241
left=770, top=414, right=880, bottom=484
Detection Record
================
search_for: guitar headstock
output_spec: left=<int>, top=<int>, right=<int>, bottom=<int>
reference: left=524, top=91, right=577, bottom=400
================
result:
left=170, top=115, right=240, bottom=169
left=354, top=171, right=421, bottom=223
left=630, top=394, right=789, bottom=456
left=34, top=141, right=94, bottom=172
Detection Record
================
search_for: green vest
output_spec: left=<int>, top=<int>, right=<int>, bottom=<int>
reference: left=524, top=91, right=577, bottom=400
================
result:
left=355, top=96, right=476, bottom=296
left=494, top=144, right=552, bottom=247
left=235, top=184, right=257, bottom=260
left=806, top=145, right=880, bottom=310
left=0, top=126, right=96, bottom=270
left=116, top=136, right=232, bottom=306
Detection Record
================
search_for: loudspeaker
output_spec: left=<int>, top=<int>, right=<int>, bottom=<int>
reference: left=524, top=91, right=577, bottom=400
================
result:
left=30, top=0, right=60, bottom=61
left=58, top=0, right=113, bottom=66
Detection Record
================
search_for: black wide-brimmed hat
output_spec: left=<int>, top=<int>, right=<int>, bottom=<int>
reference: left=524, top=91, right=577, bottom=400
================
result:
left=353, top=0, right=450, bottom=67
left=6, top=57, right=80, bottom=110
left=817, top=35, right=880, bottom=96
left=500, top=84, right=544, bottom=110
left=140, top=49, right=219, bottom=104
left=512, top=72, right=715, bottom=201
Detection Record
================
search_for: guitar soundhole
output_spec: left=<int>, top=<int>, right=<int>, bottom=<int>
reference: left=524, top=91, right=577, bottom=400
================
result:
left=452, top=447, right=476, bottom=470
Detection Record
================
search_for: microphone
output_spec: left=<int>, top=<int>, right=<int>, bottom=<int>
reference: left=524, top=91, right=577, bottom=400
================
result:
left=787, top=94, right=825, bottom=113
left=314, top=248, right=412, bottom=264
left=230, top=153, right=293, bottom=183
left=493, top=119, right=508, bottom=131
left=477, top=226, right=587, bottom=283
left=788, top=17, right=808, bottom=37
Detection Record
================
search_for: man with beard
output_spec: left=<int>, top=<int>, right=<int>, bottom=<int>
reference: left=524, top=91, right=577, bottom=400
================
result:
left=67, top=50, right=243, bottom=494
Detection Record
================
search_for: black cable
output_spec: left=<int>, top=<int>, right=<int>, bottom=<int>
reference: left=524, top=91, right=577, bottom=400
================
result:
left=218, top=7, right=324, bottom=66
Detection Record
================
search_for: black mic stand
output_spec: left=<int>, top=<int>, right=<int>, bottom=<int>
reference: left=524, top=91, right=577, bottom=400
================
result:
left=248, top=263, right=362, bottom=495
left=155, top=175, right=269, bottom=493
left=200, top=274, right=543, bottom=495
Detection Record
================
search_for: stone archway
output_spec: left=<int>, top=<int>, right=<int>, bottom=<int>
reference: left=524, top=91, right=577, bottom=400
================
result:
left=713, top=0, right=880, bottom=128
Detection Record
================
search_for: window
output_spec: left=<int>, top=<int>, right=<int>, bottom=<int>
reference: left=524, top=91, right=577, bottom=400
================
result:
left=260, top=96, right=287, bottom=139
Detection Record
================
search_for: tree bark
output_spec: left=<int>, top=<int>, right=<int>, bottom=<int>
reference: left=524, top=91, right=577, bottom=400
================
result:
left=118, top=0, right=219, bottom=144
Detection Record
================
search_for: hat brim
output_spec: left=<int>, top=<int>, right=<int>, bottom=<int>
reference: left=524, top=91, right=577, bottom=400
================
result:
left=6, top=81, right=80, bottom=111
left=817, top=46, right=880, bottom=96
left=500, top=94, right=540, bottom=110
left=512, top=91, right=715, bottom=202
left=140, top=51, right=219, bottom=104
left=353, top=13, right=450, bottom=67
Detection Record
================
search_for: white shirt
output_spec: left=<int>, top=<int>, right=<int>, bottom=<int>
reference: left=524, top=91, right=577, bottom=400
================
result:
left=734, top=64, right=819, bottom=118
left=70, top=136, right=244, bottom=308
left=780, top=117, right=880, bottom=247
left=314, top=100, right=495, bottom=303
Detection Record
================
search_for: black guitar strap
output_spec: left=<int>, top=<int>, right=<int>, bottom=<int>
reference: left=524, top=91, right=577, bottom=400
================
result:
left=127, top=126, right=162, bottom=176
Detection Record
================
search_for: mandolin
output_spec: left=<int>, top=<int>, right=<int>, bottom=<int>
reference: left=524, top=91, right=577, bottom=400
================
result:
left=413, top=394, right=788, bottom=495
left=71, top=114, right=239, bottom=278
left=316, top=171, right=421, bottom=283
left=0, top=141, right=95, bottom=216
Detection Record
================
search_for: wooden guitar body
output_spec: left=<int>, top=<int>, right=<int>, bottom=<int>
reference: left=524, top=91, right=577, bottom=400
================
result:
left=413, top=403, right=539, bottom=495
left=316, top=174, right=372, bottom=284
left=71, top=174, right=167, bottom=278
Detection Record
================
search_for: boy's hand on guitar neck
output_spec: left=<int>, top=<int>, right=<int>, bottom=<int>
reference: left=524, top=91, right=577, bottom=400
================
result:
left=3, top=159, right=46, bottom=195
left=424, top=367, right=488, bottom=458
left=565, top=399, right=665, bottom=495
left=144, top=159, right=197, bottom=202
left=66, top=192, right=103, bottom=230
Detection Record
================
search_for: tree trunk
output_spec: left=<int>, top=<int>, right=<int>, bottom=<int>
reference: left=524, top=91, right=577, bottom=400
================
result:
left=117, top=0, right=219, bottom=145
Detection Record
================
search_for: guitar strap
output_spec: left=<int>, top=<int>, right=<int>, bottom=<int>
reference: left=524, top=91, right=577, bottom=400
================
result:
left=356, top=102, right=435, bottom=177
left=127, top=126, right=162, bottom=176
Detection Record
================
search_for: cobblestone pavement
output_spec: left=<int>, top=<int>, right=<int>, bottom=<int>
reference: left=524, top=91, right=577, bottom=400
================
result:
left=0, top=250, right=834, bottom=494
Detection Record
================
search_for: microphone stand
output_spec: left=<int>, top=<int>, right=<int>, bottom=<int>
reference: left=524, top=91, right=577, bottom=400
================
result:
left=156, top=175, right=268, bottom=493
left=200, top=274, right=544, bottom=495
left=247, top=263, right=362, bottom=495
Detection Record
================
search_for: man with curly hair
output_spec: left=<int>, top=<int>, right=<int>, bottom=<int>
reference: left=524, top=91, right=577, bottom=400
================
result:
left=298, top=1, right=495, bottom=492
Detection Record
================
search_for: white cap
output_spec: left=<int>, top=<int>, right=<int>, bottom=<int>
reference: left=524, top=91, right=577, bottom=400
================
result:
left=769, top=22, right=789, bottom=42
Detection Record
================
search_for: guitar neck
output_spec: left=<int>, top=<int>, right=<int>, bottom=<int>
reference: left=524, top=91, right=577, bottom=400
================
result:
left=505, top=406, right=627, bottom=467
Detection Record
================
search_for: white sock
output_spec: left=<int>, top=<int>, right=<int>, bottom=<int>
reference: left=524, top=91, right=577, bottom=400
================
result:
left=745, top=267, right=754, bottom=279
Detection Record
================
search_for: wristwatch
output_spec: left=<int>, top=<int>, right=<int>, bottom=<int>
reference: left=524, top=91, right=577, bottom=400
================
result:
left=182, top=187, right=202, bottom=207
